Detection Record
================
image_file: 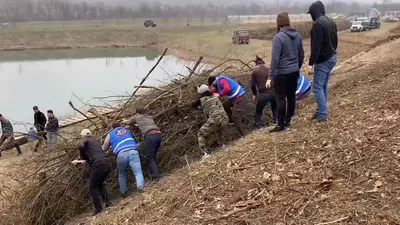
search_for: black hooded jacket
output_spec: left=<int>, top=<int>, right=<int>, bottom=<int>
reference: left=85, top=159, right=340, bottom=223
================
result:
left=308, top=1, right=338, bottom=66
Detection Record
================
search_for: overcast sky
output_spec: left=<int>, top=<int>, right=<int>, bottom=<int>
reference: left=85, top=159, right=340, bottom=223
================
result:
left=103, top=0, right=399, bottom=6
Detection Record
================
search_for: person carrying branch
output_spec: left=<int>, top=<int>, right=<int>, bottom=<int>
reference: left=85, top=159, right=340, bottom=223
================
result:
left=191, top=85, right=229, bottom=156
left=208, top=75, right=251, bottom=136
left=0, top=114, right=22, bottom=158
left=102, top=123, right=144, bottom=197
left=123, top=109, right=162, bottom=181
left=73, top=129, right=112, bottom=216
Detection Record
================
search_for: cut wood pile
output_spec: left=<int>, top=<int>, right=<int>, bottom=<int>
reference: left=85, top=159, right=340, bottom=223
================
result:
left=0, top=49, right=262, bottom=225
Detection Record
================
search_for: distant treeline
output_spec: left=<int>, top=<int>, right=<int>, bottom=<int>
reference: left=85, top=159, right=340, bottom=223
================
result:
left=1, top=0, right=400, bottom=23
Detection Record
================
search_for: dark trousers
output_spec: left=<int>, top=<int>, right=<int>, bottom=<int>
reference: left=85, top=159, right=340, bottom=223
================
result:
left=89, top=160, right=111, bottom=211
left=222, top=94, right=251, bottom=136
left=0, top=135, right=22, bottom=157
left=273, top=72, right=299, bottom=127
left=33, top=127, right=47, bottom=152
left=255, top=92, right=277, bottom=127
left=144, top=133, right=162, bottom=180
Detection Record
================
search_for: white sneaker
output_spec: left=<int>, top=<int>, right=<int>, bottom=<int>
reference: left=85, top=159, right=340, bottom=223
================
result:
left=203, top=153, right=210, bottom=159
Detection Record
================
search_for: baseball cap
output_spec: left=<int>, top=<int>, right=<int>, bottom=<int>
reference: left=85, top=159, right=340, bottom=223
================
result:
left=197, top=84, right=210, bottom=94
left=80, top=129, right=92, bottom=136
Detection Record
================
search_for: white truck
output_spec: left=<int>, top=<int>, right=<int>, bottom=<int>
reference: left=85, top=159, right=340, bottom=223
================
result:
left=351, top=21, right=369, bottom=32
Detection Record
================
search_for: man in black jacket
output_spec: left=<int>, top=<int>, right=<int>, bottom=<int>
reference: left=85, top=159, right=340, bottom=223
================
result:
left=33, top=106, right=47, bottom=151
left=308, top=1, right=338, bottom=123
left=73, top=129, right=112, bottom=216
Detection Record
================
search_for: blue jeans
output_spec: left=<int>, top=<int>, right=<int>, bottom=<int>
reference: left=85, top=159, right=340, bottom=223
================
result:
left=313, top=55, right=337, bottom=118
left=117, top=150, right=144, bottom=194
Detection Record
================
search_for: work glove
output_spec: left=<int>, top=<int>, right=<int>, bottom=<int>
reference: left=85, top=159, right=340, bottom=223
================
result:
left=266, top=79, right=272, bottom=89
left=307, top=65, right=314, bottom=75
left=252, top=95, right=257, bottom=103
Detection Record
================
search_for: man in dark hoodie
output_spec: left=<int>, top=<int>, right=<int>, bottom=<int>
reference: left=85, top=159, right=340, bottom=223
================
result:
left=268, top=12, right=304, bottom=132
left=308, top=1, right=338, bottom=123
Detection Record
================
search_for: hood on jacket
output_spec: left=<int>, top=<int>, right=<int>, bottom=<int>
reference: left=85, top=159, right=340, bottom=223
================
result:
left=280, top=27, right=300, bottom=39
left=308, top=1, right=325, bottom=21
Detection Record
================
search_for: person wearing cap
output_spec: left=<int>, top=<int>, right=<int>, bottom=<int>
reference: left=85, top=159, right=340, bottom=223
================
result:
left=33, top=106, right=47, bottom=151
left=251, top=55, right=277, bottom=128
left=124, top=108, right=162, bottom=181
left=191, top=85, right=229, bottom=155
left=45, top=110, right=59, bottom=147
left=208, top=75, right=250, bottom=136
left=308, top=1, right=338, bottom=123
left=75, top=129, right=112, bottom=216
left=102, top=122, right=144, bottom=196
left=0, top=114, right=22, bottom=158
left=268, top=12, right=304, bottom=133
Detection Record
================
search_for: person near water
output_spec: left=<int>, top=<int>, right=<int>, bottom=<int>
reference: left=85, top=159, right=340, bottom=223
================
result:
left=191, top=85, right=229, bottom=156
left=267, top=12, right=304, bottom=132
left=124, top=108, right=162, bottom=181
left=0, top=114, right=22, bottom=158
left=308, top=1, right=338, bottom=123
left=45, top=110, right=59, bottom=147
left=251, top=56, right=277, bottom=128
left=296, top=73, right=312, bottom=100
left=33, top=106, right=47, bottom=150
left=73, top=129, right=112, bottom=216
left=208, top=75, right=251, bottom=136
left=102, top=122, right=144, bottom=196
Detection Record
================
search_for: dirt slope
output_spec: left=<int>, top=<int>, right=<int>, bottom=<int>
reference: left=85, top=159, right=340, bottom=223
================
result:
left=67, top=31, right=400, bottom=225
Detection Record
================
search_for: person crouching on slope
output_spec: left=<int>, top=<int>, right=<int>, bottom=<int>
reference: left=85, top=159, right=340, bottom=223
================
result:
left=73, top=129, right=112, bottom=216
left=102, top=123, right=144, bottom=198
left=124, top=108, right=162, bottom=181
left=267, top=12, right=304, bottom=132
left=208, top=75, right=251, bottom=136
left=251, top=56, right=277, bottom=128
left=191, top=85, right=229, bottom=156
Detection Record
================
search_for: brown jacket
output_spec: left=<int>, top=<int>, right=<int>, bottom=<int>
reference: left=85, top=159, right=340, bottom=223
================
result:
left=250, top=65, right=271, bottom=95
left=127, top=114, right=160, bottom=136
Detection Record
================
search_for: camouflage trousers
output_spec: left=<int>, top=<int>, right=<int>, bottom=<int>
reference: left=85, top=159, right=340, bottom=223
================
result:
left=198, top=114, right=229, bottom=154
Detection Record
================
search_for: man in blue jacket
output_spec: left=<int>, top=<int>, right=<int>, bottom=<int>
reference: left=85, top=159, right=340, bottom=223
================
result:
left=102, top=123, right=144, bottom=197
left=308, top=1, right=338, bottom=122
left=296, top=73, right=312, bottom=100
left=267, top=12, right=304, bottom=132
left=208, top=75, right=251, bottom=136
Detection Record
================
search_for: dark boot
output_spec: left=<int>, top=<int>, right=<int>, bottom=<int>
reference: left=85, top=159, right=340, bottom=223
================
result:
left=269, top=126, right=286, bottom=133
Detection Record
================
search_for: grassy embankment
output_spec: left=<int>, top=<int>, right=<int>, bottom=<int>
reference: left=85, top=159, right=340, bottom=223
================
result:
left=1, top=19, right=400, bottom=225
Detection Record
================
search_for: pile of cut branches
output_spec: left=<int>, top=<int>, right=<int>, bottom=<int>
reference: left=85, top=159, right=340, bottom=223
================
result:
left=0, top=49, right=261, bottom=225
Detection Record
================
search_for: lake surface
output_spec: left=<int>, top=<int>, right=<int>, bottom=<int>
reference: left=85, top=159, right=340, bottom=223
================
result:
left=0, top=48, right=198, bottom=132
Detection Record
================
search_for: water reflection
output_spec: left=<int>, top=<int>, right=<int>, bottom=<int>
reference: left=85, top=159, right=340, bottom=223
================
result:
left=0, top=48, right=199, bottom=132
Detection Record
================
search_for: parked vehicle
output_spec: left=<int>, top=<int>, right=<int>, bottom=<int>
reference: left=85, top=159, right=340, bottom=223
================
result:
left=351, top=21, right=366, bottom=32
left=232, top=30, right=250, bottom=44
left=369, top=17, right=381, bottom=29
left=385, top=17, right=400, bottom=23
left=355, top=17, right=371, bottom=30
left=144, top=20, right=157, bottom=27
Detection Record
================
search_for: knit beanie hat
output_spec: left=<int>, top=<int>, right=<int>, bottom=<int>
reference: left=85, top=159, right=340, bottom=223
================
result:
left=277, top=12, right=290, bottom=27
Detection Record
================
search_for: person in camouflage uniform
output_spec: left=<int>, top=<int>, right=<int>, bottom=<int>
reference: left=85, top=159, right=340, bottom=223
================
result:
left=192, top=85, right=229, bottom=155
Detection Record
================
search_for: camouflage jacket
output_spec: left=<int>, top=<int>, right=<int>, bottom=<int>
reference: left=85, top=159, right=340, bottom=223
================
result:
left=199, top=95, right=226, bottom=119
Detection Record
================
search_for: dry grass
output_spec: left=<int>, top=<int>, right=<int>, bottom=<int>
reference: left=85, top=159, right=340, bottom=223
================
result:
left=69, top=35, right=400, bottom=225
left=1, top=21, right=399, bottom=225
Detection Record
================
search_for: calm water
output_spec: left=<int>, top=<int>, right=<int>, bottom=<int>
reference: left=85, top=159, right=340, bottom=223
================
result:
left=0, top=48, right=197, bottom=132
